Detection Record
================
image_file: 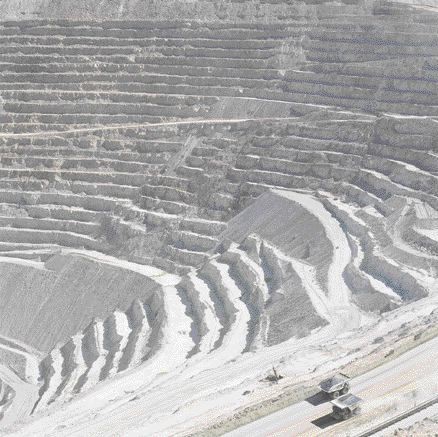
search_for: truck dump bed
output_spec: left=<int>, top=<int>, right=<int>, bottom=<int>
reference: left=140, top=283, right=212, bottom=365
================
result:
left=319, top=373, right=349, bottom=392
left=331, top=393, right=362, bottom=410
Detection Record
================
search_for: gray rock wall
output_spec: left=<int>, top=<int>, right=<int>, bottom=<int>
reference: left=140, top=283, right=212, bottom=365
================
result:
left=0, top=0, right=367, bottom=22
left=0, top=255, right=159, bottom=352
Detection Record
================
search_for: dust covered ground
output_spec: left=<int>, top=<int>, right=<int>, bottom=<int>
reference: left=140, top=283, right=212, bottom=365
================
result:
left=0, top=0, right=437, bottom=435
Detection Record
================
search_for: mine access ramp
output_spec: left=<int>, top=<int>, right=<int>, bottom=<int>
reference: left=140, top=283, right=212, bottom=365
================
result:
left=331, top=393, right=362, bottom=420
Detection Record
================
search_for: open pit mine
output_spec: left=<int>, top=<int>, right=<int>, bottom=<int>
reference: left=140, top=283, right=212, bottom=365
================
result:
left=0, top=0, right=437, bottom=436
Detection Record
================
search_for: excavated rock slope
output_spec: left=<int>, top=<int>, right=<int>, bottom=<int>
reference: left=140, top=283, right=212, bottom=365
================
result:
left=0, top=0, right=437, bottom=432
left=0, top=255, right=159, bottom=352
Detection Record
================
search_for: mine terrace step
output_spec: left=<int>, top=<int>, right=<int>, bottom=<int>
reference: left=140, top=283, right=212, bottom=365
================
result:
left=0, top=249, right=56, bottom=261
left=0, top=123, right=98, bottom=133
left=307, top=30, right=438, bottom=46
left=0, top=189, right=129, bottom=212
left=24, top=204, right=105, bottom=223
left=282, top=79, right=438, bottom=107
left=0, top=19, right=289, bottom=29
left=304, top=49, right=431, bottom=64
left=152, top=255, right=191, bottom=275
left=0, top=25, right=291, bottom=40
left=1, top=177, right=143, bottom=199
left=284, top=70, right=438, bottom=96
left=0, top=90, right=219, bottom=106
left=0, top=62, right=282, bottom=80
left=0, top=132, right=181, bottom=148
left=0, top=147, right=171, bottom=165
left=227, top=168, right=381, bottom=204
left=161, top=244, right=210, bottom=267
left=140, top=195, right=194, bottom=215
left=0, top=72, right=282, bottom=91
left=128, top=56, right=275, bottom=70
left=0, top=215, right=99, bottom=235
left=0, top=54, right=138, bottom=65
left=241, top=146, right=363, bottom=166
left=13, top=61, right=276, bottom=78
left=0, top=36, right=280, bottom=50
left=0, top=226, right=103, bottom=250
left=179, top=218, right=226, bottom=236
left=279, top=88, right=438, bottom=117
left=0, top=83, right=277, bottom=104
left=248, top=135, right=367, bottom=155
left=0, top=45, right=278, bottom=61
left=0, top=45, right=141, bottom=56
left=66, top=181, right=141, bottom=200
left=0, top=156, right=157, bottom=173
left=168, top=230, right=218, bottom=252
left=0, top=168, right=145, bottom=188
left=2, top=102, right=211, bottom=117
left=141, top=184, right=195, bottom=204
left=0, top=114, right=169, bottom=126
left=300, top=57, right=438, bottom=79
left=0, top=242, right=58, bottom=251
left=304, top=38, right=438, bottom=57
left=100, top=139, right=182, bottom=154
left=143, top=175, right=194, bottom=191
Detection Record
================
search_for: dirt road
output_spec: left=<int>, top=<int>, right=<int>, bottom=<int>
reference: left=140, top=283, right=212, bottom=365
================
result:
left=226, top=335, right=438, bottom=437
left=0, top=363, right=39, bottom=431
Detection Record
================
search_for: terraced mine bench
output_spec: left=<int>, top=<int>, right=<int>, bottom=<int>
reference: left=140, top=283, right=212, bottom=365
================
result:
left=0, top=1, right=438, bottom=434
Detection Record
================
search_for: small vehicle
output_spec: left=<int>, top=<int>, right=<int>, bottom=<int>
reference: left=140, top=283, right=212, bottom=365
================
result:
left=319, top=373, right=350, bottom=398
left=331, top=393, right=362, bottom=420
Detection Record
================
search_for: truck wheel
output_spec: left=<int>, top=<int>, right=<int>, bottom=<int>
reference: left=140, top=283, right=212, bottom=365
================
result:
left=341, top=383, right=349, bottom=394
left=331, top=391, right=340, bottom=399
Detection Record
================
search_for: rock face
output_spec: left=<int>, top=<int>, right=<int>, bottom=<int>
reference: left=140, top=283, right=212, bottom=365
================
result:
left=0, top=255, right=159, bottom=353
left=0, top=0, right=437, bottom=431
left=0, top=0, right=370, bottom=21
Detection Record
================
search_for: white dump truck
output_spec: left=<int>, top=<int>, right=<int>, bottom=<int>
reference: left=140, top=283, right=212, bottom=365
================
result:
left=319, top=373, right=350, bottom=398
left=330, top=393, right=362, bottom=420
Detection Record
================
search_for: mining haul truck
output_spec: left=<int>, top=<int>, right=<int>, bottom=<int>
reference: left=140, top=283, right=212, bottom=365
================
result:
left=331, top=393, right=362, bottom=420
left=319, top=373, right=350, bottom=398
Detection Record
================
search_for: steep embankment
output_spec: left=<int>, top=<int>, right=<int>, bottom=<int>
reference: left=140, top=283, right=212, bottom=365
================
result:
left=0, top=0, right=438, bottom=434
left=0, top=255, right=159, bottom=353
